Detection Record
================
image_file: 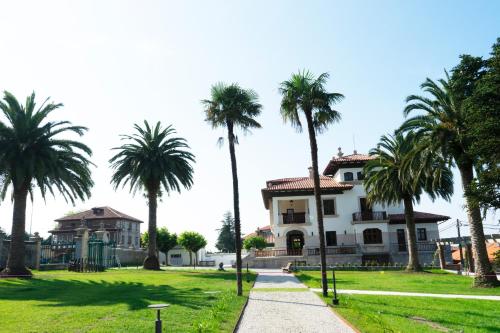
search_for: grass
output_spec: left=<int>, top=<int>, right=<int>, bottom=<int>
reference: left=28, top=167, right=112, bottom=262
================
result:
left=318, top=292, right=500, bottom=333
left=295, top=269, right=500, bottom=295
left=0, top=269, right=256, bottom=333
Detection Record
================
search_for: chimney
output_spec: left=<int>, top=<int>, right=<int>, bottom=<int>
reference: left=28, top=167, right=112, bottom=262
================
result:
left=308, top=167, right=314, bottom=179
left=337, top=147, right=344, bottom=157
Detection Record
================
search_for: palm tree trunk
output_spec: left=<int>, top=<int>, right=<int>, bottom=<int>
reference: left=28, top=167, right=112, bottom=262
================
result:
left=143, top=189, right=160, bottom=270
left=458, top=163, right=498, bottom=287
left=403, top=196, right=422, bottom=272
left=304, top=111, right=328, bottom=297
left=228, top=123, right=243, bottom=296
left=1, top=185, right=32, bottom=278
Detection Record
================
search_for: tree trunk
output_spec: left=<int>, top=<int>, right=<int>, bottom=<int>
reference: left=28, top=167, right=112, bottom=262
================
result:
left=1, top=185, right=32, bottom=278
left=403, top=196, right=422, bottom=272
left=228, top=123, right=243, bottom=296
left=304, top=111, right=328, bottom=297
left=458, top=163, right=498, bottom=287
left=143, top=189, right=160, bottom=270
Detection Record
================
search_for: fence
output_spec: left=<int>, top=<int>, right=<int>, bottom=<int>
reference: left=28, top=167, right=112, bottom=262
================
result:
left=40, top=242, right=75, bottom=264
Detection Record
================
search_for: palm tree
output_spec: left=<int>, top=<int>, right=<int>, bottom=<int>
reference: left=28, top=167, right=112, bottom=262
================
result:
left=0, top=91, right=93, bottom=278
left=401, top=75, right=499, bottom=286
left=110, top=121, right=194, bottom=270
left=364, top=132, right=453, bottom=271
left=202, top=83, right=262, bottom=296
left=279, top=70, right=344, bottom=296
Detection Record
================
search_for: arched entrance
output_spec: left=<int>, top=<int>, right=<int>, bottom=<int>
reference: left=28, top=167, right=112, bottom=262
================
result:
left=286, top=230, right=304, bottom=255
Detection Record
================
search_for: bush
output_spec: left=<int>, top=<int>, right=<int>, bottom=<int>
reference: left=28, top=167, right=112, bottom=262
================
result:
left=243, top=236, right=266, bottom=250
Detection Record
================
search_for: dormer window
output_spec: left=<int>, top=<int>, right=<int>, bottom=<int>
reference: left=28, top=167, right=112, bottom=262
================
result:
left=344, top=172, right=353, bottom=181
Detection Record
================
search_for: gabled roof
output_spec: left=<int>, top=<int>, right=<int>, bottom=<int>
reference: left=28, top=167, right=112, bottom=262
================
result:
left=323, top=153, right=374, bottom=176
left=261, top=176, right=353, bottom=209
left=55, top=206, right=143, bottom=223
left=388, top=211, right=450, bottom=223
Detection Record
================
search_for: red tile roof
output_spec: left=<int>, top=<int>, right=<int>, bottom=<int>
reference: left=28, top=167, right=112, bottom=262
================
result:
left=261, top=176, right=353, bottom=208
left=55, top=206, right=143, bottom=223
left=388, top=211, right=450, bottom=223
left=323, top=153, right=374, bottom=175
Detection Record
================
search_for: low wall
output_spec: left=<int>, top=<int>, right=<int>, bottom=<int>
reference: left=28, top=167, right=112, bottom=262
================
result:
left=202, top=253, right=236, bottom=266
left=115, top=248, right=166, bottom=266
left=0, top=235, right=41, bottom=270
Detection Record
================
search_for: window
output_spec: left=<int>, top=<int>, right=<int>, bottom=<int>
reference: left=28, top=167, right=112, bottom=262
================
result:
left=363, top=228, right=382, bottom=244
left=128, top=236, right=132, bottom=244
left=326, top=231, right=337, bottom=246
left=357, top=171, right=364, bottom=180
left=323, top=199, right=336, bottom=215
left=344, top=172, right=353, bottom=181
left=170, top=254, right=181, bottom=258
left=417, top=228, right=427, bottom=241
left=397, top=229, right=406, bottom=251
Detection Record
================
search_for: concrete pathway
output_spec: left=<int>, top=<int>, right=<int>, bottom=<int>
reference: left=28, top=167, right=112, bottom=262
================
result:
left=237, top=271, right=355, bottom=333
left=309, top=288, right=500, bottom=301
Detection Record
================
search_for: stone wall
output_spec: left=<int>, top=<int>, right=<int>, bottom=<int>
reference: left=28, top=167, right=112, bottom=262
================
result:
left=0, top=233, right=41, bottom=270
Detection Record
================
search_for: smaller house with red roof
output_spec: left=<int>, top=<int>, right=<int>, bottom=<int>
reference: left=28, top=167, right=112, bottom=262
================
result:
left=252, top=148, right=450, bottom=266
left=50, top=206, right=143, bottom=249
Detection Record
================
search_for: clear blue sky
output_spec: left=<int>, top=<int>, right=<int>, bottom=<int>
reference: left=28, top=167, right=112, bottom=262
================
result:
left=0, top=1, right=499, bottom=248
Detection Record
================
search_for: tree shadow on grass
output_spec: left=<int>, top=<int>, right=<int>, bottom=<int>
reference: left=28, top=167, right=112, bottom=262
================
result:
left=0, top=278, right=209, bottom=311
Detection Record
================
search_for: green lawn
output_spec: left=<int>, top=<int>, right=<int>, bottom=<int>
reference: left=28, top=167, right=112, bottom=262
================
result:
left=295, top=269, right=500, bottom=295
left=0, top=269, right=256, bottom=333
left=319, top=293, right=500, bottom=333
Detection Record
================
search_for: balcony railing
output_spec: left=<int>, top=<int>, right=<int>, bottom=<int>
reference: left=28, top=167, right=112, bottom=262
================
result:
left=352, top=211, right=387, bottom=221
left=282, top=212, right=306, bottom=224
left=255, top=248, right=303, bottom=257
left=390, top=242, right=437, bottom=252
left=307, top=246, right=357, bottom=256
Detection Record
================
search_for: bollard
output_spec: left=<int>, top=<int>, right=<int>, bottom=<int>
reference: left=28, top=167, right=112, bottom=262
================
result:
left=148, top=304, right=169, bottom=333
left=246, top=263, right=249, bottom=283
left=332, top=269, right=339, bottom=305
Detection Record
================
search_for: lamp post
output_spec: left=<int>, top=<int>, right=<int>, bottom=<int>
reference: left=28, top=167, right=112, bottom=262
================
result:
left=332, top=269, right=339, bottom=305
left=148, top=303, right=169, bottom=333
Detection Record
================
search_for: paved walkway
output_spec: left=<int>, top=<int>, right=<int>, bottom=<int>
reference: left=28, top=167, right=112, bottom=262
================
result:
left=237, top=271, right=355, bottom=333
left=309, top=288, right=500, bottom=301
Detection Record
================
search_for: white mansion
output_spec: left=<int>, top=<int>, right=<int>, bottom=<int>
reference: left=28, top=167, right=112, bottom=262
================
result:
left=246, top=148, right=449, bottom=267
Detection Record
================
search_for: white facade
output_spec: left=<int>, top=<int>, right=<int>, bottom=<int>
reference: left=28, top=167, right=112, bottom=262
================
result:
left=263, top=154, right=447, bottom=263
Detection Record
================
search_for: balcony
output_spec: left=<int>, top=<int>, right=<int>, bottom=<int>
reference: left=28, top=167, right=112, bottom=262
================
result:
left=390, top=242, right=437, bottom=253
left=282, top=212, right=306, bottom=224
left=307, top=246, right=357, bottom=256
left=255, top=248, right=303, bottom=257
left=352, top=211, right=387, bottom=222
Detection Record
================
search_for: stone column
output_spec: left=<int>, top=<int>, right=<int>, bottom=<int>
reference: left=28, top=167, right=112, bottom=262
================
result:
left=437, top=242, right=446, bottom=269
left=75, top=226, right=89, bottom=260
left=30, top=232, right=42, bottom=270
left=465, top=243, right=474, bottom=273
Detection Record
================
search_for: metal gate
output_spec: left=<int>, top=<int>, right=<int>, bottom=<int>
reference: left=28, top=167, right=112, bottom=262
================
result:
left=40, top=241, right=75, bottom=264
left=68, top=236, right=117, bottom=272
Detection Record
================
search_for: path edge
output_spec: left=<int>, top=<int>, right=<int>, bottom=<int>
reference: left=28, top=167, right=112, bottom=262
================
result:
left=232, top=275, right=257, bottom=333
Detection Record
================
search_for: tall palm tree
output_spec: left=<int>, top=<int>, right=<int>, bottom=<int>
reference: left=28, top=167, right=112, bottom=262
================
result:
left=110, top=121, right=194, bottom=270
left=401, top=75, right=499, bottom=286
left=0, top=91, right=93, bottom=278
left=202, top=83, right=262, bottom=296
left=279, top=70, right=344, bottom=296
left=364, top=132, right=453, bottom=271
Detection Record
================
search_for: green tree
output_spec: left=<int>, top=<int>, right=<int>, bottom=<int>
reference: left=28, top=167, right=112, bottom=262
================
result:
left=141, top=227, right=177, bottom=255
left=178, top=231, right=207, bottom=267
left=110, top=121, right=194, bottom=270
left=202, top=83, right=262, bottom=295
left=279, top=70, right=344, bottom=296
left=215, top=211, right=236, bottom=252
left=461, top=40, right=500, bottom=211
left=0, top=91, right=93, bottom=278
left=243, top=236, right=267, bottom=251
left=364, top=132, right=453, bottom=271
left=401, top=70, right=499, bottom=286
